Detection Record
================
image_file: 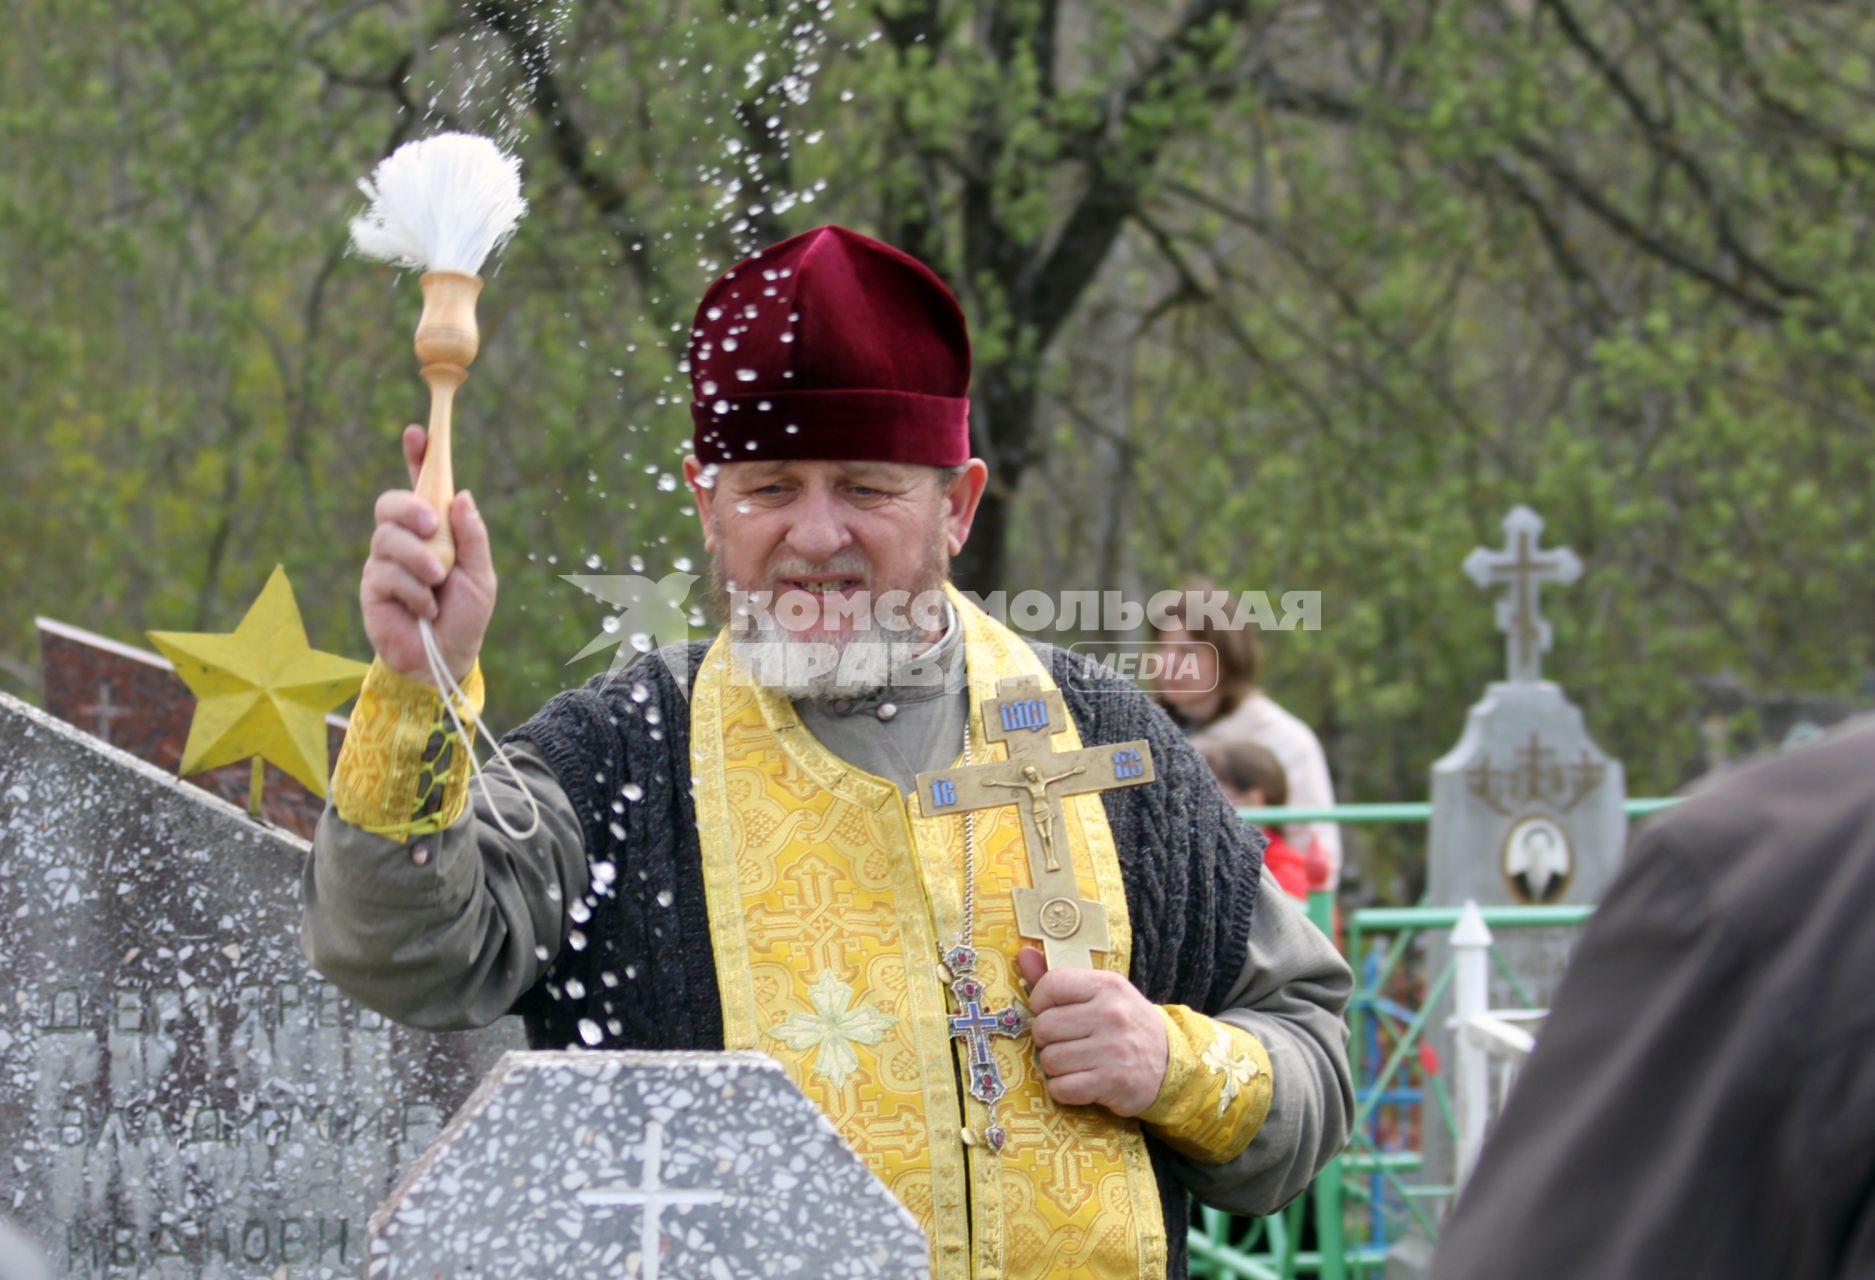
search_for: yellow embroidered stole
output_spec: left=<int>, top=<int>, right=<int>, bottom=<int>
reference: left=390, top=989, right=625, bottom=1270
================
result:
left=690, top=591, right=1166, bottom=1279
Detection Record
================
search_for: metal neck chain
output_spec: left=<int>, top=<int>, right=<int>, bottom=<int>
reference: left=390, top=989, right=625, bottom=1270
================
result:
left=937, top=710, right=1028, bottom=1156
left=955, top=713, right=977, bottom=949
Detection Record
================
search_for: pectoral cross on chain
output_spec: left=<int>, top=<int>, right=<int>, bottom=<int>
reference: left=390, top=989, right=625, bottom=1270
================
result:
left=916, top=676, right=1156, bottom=969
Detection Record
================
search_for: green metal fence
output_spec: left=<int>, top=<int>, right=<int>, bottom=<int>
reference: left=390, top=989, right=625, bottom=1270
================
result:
left=1185, top=797, right=1676, bottom=1278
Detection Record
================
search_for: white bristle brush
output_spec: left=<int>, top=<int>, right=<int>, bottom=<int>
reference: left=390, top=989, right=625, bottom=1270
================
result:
left=349, top=131, right=528, bottom=574
left=347, top=132, right=539, bottom=841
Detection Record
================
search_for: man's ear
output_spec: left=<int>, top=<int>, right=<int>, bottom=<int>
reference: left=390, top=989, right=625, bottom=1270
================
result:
left=682, top=455, right=717, bottom=552
left=942, top=459, right=990, bottom=556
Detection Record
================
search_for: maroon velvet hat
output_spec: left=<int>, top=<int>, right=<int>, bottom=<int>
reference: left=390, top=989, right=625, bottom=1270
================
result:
left=687, top=225, right=972, bottom=467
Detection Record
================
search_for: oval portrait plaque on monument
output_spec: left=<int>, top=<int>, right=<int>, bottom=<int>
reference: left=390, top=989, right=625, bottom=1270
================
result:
left=1500, top=813, right=1574, bottom=905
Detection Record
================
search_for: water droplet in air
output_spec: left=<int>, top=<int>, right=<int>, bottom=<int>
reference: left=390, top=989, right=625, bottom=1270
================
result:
left=577, top=1018, right=603, bottom=1045
left=564, top=977, right=587, bottom=999
left=622, top=782, right=645, bottom=802
left=700, top=379, right=719, bottom=396
left=658, top=473, right=679, bottom=492
left=570, top=899, right=593, bottom=923
left=735, top=368, right=759, bottom=382
left=569, top=930, right=588, bottom=951
left=656, top=889, right=675, bottom=908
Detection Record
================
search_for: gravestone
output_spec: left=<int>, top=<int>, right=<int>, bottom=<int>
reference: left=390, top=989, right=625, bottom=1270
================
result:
left=1428, top=506, right=1627, bottom=912
left=370, top=1050, right=929, bottom=1280
left=0, top=691, right=521, bottom=1278
left=1403, top=507, right=1626, bottom=1264
left=37, top=617, right=345, bottom=839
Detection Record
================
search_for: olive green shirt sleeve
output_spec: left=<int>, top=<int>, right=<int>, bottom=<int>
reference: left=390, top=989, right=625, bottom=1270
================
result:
left=300, top=738, right=589, bottom=1032
left=1154, top=870, right=1354, bottom=1216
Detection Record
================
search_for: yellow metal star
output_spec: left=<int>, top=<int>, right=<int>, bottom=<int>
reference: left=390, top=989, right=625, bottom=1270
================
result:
left=147, top=565, right=368, bottom=797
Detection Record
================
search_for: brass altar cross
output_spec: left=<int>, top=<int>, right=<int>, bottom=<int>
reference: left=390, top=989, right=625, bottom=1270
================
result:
left=915, top=676, right=1156, bottom=968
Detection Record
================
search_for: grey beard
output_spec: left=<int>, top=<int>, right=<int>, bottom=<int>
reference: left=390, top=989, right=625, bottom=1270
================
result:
left=724, top=611, right=947, bottom=702
left=706, top=519, right=952, bottom=703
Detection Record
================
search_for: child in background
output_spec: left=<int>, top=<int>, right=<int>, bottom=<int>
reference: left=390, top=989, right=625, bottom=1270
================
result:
left=1202, top=740, right=1327, bottom=900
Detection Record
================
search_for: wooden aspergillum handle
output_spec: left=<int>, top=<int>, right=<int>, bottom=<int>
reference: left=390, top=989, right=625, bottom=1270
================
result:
left=412, top=271, right=484, bottom=576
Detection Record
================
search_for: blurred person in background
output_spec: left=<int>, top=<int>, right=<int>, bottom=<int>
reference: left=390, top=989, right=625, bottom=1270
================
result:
left=1153, top=583, right=1342, bottom=887
left=1202, top=740, right=1331, bottom=900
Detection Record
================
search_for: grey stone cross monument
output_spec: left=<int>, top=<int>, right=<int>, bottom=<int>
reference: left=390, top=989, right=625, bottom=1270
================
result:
left=1430, top=506, right=1626, bottom=911
left=1406, top=507, right=1629, bottom=1259
left=369, top=1050, right=929, bottom=1279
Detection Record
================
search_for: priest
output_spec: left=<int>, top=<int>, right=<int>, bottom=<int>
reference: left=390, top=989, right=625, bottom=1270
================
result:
left=303, top=225, right=1352, bottom=1278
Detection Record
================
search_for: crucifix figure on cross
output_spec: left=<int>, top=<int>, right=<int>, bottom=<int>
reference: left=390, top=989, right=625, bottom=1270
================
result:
left=1462, top=505, right=1582, bottom=685
left=916, top=675, right=1156, bottom=970
left=982, top=761, right=1085, bottom=872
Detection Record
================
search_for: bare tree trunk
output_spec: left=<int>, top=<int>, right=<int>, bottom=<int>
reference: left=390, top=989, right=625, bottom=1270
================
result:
left=952, top=364, right=1037, bottom=592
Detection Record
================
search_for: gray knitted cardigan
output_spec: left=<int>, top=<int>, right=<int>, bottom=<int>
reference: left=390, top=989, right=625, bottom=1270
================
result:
left=506, top=639, right=1264, bottom=1277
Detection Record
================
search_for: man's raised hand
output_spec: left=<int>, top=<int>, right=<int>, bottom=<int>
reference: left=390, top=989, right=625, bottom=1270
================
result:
left=360, top=425, right=497, bottom=684
left=1016, top=946, right=1169, bottom=1118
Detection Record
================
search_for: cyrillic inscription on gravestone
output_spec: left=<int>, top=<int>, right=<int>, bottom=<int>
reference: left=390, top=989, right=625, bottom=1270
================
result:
left=369, top=1050, right=930, bottom=1280
left=0, top=691, right=520, bottom=1278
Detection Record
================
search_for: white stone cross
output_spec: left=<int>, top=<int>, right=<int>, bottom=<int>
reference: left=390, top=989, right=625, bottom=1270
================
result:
left=1463, top=506, right=1581, bottom=684
left=577, top=1119, right=728, bottom=1280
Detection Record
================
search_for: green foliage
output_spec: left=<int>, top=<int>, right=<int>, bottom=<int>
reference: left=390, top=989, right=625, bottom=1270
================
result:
left=4, top=0, right=1874, bottom=899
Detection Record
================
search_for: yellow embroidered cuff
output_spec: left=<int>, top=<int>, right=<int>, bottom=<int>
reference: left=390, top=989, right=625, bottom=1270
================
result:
left=332, top=657, right=484, bottom=844
left=1140, top=1005, right=1274, bottom=1164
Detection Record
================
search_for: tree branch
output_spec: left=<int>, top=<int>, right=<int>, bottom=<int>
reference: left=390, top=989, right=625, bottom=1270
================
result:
left=470, top=0, right=663, bottom=298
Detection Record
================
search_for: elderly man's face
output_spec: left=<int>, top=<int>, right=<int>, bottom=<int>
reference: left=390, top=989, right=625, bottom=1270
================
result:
left=684, top=456, right=988, bottom=654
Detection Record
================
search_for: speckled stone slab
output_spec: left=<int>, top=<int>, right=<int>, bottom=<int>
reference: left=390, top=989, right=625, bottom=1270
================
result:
left=0, top=691, right=520, bottom=1278
left=369, top=1050, right=929, bottom=1280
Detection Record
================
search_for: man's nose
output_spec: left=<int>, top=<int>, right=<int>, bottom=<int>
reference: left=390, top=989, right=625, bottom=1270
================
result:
left=782, top=488, right=852, bottom=562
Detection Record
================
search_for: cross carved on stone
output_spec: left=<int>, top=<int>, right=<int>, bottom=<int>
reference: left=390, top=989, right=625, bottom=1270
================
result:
left=915, top=676, right=1155, bottom=969
left=576, top=1119, right=728, bottom=1280
left=1462, top=506, right=1582, bottom=684
left=76, top=681, right=128, bottom=745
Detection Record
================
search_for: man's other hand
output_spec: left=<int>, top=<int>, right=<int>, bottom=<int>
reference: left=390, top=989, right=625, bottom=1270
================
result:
left=1017, top=946, right=1169, bottom=1118
left=361, top=425, right=496, bottom=684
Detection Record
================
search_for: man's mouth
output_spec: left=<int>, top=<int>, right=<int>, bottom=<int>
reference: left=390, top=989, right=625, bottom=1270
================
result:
left=780, top=578, right=863, bottom=595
